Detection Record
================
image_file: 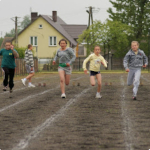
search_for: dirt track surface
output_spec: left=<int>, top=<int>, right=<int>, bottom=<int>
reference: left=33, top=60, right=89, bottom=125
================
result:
left=0, top=73, right=149, bottom=150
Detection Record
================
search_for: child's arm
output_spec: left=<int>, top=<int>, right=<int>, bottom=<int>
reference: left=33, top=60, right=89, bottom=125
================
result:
left=83, top=55, right=91, bottom=74
left=101, top=57, right=107, bottom=68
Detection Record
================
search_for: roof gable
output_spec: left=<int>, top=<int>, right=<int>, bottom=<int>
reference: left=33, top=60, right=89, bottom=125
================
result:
left=12, top=14, right=87, bottom=47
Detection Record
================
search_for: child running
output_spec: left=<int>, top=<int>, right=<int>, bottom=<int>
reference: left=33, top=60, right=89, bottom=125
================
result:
left=0, top=41, right=19, bottom=93
left=21, top=44, right=35, bottom=87
left=83, top=46, right=107, bottom=98
left=123, top=41, right=148, bottom=100
left=53, top=39, right=76, bottom=98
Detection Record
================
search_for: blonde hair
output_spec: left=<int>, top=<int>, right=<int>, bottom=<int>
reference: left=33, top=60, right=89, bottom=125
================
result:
left=94, top=45, right=101, bottom=49
left=131, top=41, right=139, bottom=46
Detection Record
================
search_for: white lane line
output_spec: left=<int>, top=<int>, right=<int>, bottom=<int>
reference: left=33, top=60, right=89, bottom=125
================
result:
left=12, top=87, right=91, bottom=150
left=71, top=76, right=84, bottom=81
left=0, top=76, right=59, bottom=95
left=120, top=76, right=134, bottom=150
left=0, top=76, right=85, bottom=113
left=0, top=86, right=59, bottom=113
left=141, top=75, right=150, bottom=83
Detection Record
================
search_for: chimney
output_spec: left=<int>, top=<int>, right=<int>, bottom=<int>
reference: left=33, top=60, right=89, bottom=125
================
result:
left=31, top=12, right=38, bottom=22
left=52, top=11, right=57, bottom=22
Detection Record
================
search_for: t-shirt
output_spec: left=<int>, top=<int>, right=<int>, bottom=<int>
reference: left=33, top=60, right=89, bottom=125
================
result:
left=0, top=49, right=18, bottom=69
left=83, top=53, right=107, bottom=72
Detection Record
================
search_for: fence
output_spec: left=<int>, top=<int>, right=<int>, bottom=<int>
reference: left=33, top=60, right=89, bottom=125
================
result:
left=38, top=57, right=150, bottom=72
left=0, top=58, right=38, bottom=78
left=38, top=57, right=125, bottom=72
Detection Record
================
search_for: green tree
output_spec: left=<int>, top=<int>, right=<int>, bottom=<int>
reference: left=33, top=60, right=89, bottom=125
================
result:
left=5, top=28, right=20, bottom=37
left=20, top=15, right=31, bottom=29
left=5, top=15, right=31, bottom=37
left=78, top=20, right=133, bottom=58
left=107, top=0, right=150, bottom=39
left=0, top=37, right=4, bottom=47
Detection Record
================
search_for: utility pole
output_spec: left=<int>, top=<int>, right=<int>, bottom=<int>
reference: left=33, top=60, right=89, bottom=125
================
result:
left=86, top=6, right=94, bottom=29
left=11, top=16, right=20, bottom=46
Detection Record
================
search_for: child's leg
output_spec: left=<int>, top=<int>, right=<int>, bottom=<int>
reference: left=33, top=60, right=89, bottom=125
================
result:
left=65, top=74, right=71, bottom=85
left=90, top=76, right=96, bottom=86
left=96, top=74, right=102, bottom=93
left=127, top=70, right=134, bottom=86
left=133, top=69, right=141, bottom=97
left=59, top=70, right=66, bottom=94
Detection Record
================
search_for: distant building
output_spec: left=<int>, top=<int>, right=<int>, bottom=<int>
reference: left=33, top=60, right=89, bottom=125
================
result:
left=11, top=11, right=87, bottom=58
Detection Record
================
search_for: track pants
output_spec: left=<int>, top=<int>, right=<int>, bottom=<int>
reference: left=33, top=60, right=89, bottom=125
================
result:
left=2, top=67, right=15, bottom=90
left=127, top=68, right=141, bottom=97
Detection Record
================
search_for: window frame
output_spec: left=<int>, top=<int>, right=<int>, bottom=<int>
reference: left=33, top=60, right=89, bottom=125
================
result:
left=49, top=36, right=57, bottom=47
left=39, top=24, right=43, bottom=29
left=30, top=36, right=38, bottom=46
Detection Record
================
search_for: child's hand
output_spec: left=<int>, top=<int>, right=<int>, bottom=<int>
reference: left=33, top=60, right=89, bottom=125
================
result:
left=66, top=63, right=70, bottom=67
left=84, top=70, right=88, bottom=74
left=126, top=69, right=130, bottom=72
left=53, top=61, right=56, bottom=65
left=143, top=64, right=147, bottom=68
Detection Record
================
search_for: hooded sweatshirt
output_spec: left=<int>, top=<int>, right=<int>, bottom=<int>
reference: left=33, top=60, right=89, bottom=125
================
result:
left=123, top=49, right=148, bottom=70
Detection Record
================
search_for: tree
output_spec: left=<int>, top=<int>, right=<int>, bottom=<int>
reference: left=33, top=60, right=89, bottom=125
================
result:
left=107, top=0, right=150, bottom=39
left=78, top=20, right=133, bottom=58
left=5, top=15, right=31, bottom=37
left=0, top=37, right=4, bottom=47
left=20, top=15, right=31, bottom=29
left=5, top=28, right=20, bottom=37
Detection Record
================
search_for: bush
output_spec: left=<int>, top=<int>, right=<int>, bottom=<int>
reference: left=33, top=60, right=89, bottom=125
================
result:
left=15, top=47, right=27, bottom=58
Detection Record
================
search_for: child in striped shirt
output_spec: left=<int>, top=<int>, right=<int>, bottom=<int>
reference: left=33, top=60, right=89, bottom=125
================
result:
left=21, top=44, right=35, bottom=87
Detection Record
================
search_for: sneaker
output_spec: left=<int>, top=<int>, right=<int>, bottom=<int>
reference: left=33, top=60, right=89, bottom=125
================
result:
left=3, top=87, right=7, bottom=91
left=21, top=79, right=26, bottom=86
left=61, top=93, right=66, bottom=98
left=133, top=97, right=136, bottom=100
left=96, top=93, right=102, bottom=98
left=28, top=84, right=35, bottom=88
left=9, top=89, right=13, bottom=98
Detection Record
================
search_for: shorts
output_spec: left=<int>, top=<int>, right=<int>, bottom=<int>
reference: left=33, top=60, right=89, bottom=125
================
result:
left=25, top=64, right=34, bottom=74
left=90, top=71, right=100, bottom=76
left=58, top=66, right=72, bottom=75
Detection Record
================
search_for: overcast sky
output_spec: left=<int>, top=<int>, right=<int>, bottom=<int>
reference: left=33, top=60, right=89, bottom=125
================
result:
left=0, top=0, right=113, bottom=37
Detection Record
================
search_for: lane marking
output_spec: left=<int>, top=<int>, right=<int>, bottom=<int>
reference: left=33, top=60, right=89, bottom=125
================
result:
left=12, top=87, right=91, bottom=150
left=0, top=76, right=59, bottom=95
left=0, top=76, right=85, bottom=113
left=120, top=76, right=134, bottom=150
left=141, top=75, right=150, bottom=83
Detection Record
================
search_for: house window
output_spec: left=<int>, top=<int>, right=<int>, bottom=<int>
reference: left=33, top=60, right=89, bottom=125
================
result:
left=49, top=36, right=57, bottom=46
left=39, top=24, right=43, bottom=29
left=30, top=36, right=38, bottom=46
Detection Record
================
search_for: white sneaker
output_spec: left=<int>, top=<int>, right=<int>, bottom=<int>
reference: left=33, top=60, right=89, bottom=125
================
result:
left=61, top=93, right=66, bottom=98
left=21, top=79, right=26, bottom=86
left=28, top=84, right=35, bottom=88
left=95, top=93, right=102, bottom=99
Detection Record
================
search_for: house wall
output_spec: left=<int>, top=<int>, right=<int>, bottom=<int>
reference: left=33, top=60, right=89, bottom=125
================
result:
left=12, top=17, right=71, bottom=58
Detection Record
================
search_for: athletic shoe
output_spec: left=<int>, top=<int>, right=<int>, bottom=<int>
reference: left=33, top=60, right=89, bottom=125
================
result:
left=28, top=84, right=35, bottom=88
left=9, top=89, right=13, bottom=98
left=10, top=89, right=13, bottom=93
left=61, top=93, right=66, bottom=98
left=133, top=97, right=136, bottom=100
left=21, top=79, right=26, bottom=86
left=96, top=93, right=102, bottom=99
left=3, top=87, right=7, bottom=91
